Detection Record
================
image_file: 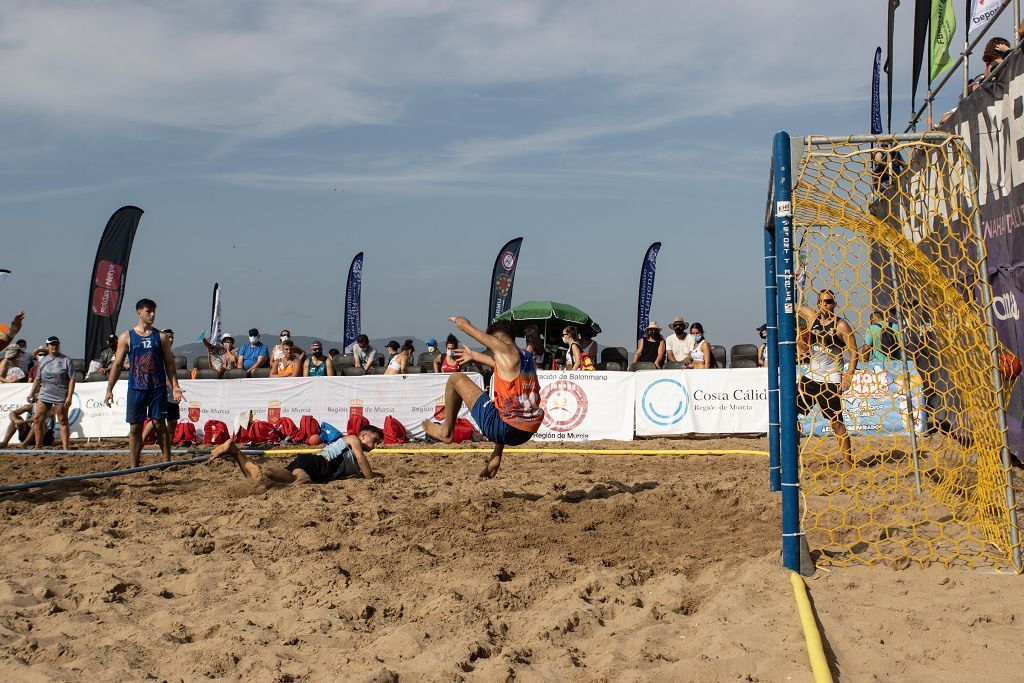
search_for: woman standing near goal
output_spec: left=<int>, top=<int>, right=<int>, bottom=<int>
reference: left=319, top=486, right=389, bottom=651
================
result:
left=797, top=289, right=859, bottom=465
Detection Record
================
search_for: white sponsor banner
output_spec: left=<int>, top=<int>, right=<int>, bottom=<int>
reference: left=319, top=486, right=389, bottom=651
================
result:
left=0, top=381, right=130, bottom=439
left=635, top=369, right=769, bottom=436
left=0, top=375, right=483, bottom=440
left=533, top=371, right=635, bottom=441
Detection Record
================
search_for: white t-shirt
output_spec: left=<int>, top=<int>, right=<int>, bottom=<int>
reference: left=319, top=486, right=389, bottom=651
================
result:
left=665, top=334, right=696, bottom=363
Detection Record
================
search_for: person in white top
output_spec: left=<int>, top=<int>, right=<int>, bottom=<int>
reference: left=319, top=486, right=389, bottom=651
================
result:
left=687, top=322, right=715, bottom=369
left=665, top=316, right=696, bottom=366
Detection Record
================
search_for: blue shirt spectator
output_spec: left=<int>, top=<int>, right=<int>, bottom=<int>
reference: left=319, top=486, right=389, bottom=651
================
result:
left=240, top=328, right=269, bottom=373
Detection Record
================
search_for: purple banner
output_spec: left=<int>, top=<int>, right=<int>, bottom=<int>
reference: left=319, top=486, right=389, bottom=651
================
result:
left=488, top=238, right=523, bottom=323
left=871, top=46, right=883, bottom=135
left=636, top=242, right=661, bottom=342
left=343, top=252, right=363, bottom=351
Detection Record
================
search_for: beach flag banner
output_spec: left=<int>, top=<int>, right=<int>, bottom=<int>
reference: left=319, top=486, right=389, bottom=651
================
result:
left=0, top=269, right=9, bottom=290
left=210, top=283, right=223, bottom=344
left=911, top=0, right=930, bottom=112
left=343, top=252, right=364, bottom=351
left=968, top=0, right=1000, bottom=37
left=635, top=242, right=661, bottom=342
left=930, top=0, right=956, bottom=82
left=885, top=0, right=898, bottom=132
left=84, top=206, right=143, bottom=365
left=488, top=238, right=523, bottom=323
left=871, top=47, right=883, bottom=135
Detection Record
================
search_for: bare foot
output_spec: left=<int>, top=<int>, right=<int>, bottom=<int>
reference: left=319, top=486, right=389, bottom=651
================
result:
left=241, top=460, right=262, bottom=479
left=479, top=453, right=502, bottom=479
left=421, top=419, right=452, bottom=444
left=207, top=440, right=235, bottom=464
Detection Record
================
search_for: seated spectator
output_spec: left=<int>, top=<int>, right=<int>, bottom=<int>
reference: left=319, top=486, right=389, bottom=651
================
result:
left=93, top=334, right=119, bottom=375
left=688, top=322, right=715, bottom=369
left=303, top=340, right=334, bottom=376
left=328, top=348, right=341, bottom=360
left=580, top=330, right=598, bottom=364
left=435, top=334, right=462, bottom=373
left=422, top=338, right=442, bottom=367
left=12, top=340, right=31, bottom=375
left=0, top=346, right=26, bottom=383
left=969, top=37, right=1012, bottom=92
left=665, top=316, right=696, bottom=366
left=0, top=403, right=43, bottom=448
left=0, top=310, right=24, bottom=354
left=757, top=324, right=768, bottom=367
left=272, top=329, right=305, bottom=363
left=26, top=346, right=46, bottom=382
left=632, top=322, right=665, bottom=368
left=239, top=328, right=270, bottom=375
left=353, top=335, right=376, bottom=372
left=562, top=326, right=594, bottom=370
left=524, top=325, right=551, bottom=370
left=384, top=341, right=413, bottom=375
left=270, top=339, right=301, bottom=377
left=203, top=332, right=240, bottom=378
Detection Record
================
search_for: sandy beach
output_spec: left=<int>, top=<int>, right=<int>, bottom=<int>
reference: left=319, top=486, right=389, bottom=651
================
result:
left=0, top=438, right=1022, bottom=682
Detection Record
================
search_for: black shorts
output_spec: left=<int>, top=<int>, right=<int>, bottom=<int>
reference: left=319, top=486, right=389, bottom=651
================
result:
left=166, top=401, right=180, bottom=421
left=285, top=453, right=333, bottom=483
left=797, top=377, right=844, bottom=422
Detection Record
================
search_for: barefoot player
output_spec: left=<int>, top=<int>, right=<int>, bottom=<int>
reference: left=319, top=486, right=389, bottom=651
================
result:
left=422, top=316, right=544, bottom=478
left=104, top=299, right=183, bottom=467
left=207, top=425, right=383, bottom=487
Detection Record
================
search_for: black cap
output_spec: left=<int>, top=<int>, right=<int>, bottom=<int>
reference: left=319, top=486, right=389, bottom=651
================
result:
left=248, top=328, right=259, bottom=337
left=46, top=336, right=60, bottom=345
left=107, top=334, right=118, bottom=342
left=756, top=324, right=767, bottom=333
left=161, top=328, right=174, bottom=335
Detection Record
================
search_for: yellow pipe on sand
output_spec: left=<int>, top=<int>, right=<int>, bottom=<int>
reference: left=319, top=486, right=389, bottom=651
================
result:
left=260, top=447, right=770, bottom=456
left=790, top=572, right=833, bottom=683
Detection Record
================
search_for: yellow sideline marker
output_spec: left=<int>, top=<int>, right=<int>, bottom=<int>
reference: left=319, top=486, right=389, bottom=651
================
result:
left=258, top=447, right=770, bottom=456
left=790, top=572, right=833, bottom=683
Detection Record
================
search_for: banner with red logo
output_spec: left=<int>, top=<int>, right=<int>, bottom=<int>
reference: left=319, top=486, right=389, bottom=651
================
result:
left=488, top=237, right=523, bottom=323
left=533, top=371, right=635, bottom=441
left=84, top=206, right=144, bottom=365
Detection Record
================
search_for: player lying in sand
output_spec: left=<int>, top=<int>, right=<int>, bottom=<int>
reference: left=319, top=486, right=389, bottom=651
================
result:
left=207, top=425, right=383, bottom=487
left=422, top=317, right=544, bottom=478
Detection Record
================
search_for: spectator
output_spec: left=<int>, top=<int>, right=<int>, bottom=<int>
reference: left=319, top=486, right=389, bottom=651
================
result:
left=96, top=335, right=120, bottom=375
left=0, top=310, right=24, bottom=354
left=272, top=329, right=305, bottom=363
left=862, top=310, right=902, bottom=362
left=203, top=333, right=240, bottom=378
left=0, top=403, right=44, bottom=448
left=687, top=322, right=715, bottom=369
left=13, top=340, right=31, bottom=375
left=665, top=316, right=696, bottom=366
left=303, top=340, right=334, bottom=377
left=422, top=338, right=442, bottom=368
left=435, top=334, right=462, bottom=373
left=384, top=341, right=413, bottom=375
left=0, top=346, right=27, bottom=383
left=562, top=326, right=594, bottom=370
left=270, top=340, right=301, bottom=377
left=238, top=328, right=269, bottom=375
left=353, top=335, right=376, bottom=372
left=969, top=37, right=1012, bottom=92
left=26, top=346, right=46, bottom=382
left=327, top=348, right=340, bottom=359
left=757, top=324, right=768, bottom=367
left=524, top=325, right=551, bottom=370
left=580, top=329, right=598, bottom=365
left=871, top=142, right=905, bottom=191
left=632, top=322, right=665, bottom=368
left=27, top=336, right=76, bottom=450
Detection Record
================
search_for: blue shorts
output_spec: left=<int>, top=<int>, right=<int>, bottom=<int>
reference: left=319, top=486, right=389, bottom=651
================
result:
left=470, top=394, right=534, bottom=446
left=126, top=387, right=167, bottom=425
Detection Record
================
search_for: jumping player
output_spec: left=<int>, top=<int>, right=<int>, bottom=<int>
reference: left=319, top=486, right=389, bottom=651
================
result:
left=104, top=299, right=183, bottom=468
left=422, top=316, right=544, bottom=478
left=207, top=425, right=383, bottom=487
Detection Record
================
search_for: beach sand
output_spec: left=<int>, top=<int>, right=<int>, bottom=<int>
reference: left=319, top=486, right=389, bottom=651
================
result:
left=0, top=438, right=1022, bottom=681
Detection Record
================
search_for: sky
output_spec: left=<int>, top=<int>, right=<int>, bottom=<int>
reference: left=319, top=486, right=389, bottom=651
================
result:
left=0, top=0, right=1006, bottom=356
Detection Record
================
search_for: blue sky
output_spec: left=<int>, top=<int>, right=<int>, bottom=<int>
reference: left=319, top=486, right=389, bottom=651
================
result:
left=0, top=0, right=1001, bottom=356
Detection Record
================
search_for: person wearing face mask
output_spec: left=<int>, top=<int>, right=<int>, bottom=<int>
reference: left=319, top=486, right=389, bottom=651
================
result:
left=687, top=322, right=716, bottom=369
left=422, top=338, right=442, bottom=370
left=202, top=333, right=239, bottom=378
left=272, top=329, right=305, bottom=363
left=632, top=322, right=666, bottom=369
left=303, top=340, right=334, bottom=377
left=434, top=334, right=462, bottom=373
left=238, top=328, right=270, bottom=376
left=561, top=326, right=594, bottom=371
left=665, top=316, right=696, bottom=366
left=756, top=324, right=768, bottom=368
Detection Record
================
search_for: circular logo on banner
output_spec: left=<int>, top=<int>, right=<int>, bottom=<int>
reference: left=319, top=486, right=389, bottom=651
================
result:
left=495, top=273, right=513, bottom=297
left=641, top=378, right=688, bottom=426
left=540, top=380, right=588, bottom=432
left=67, top=392, right=82, bottom=426
left=501, top=250, right=516, bottom=271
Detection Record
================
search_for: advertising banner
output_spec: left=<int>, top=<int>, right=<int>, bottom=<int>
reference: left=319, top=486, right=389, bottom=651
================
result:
left=0, top=381, right=130, bottom=439
left=635, top=242, right=661, bottom=342
left=488, top=238, right=523, bottom=323
left=84, top=206, right=144, bottom=365
left=533, top=371, right=635, bottom=441
left=635, top=368, right=769, bottom=436
left=343, top=252, right=363, bottom=351
left=798, top=360, right=925, bottom=436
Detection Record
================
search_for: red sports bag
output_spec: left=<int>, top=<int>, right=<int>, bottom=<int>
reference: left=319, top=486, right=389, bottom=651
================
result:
left=383, top=416, right=407, bottom=444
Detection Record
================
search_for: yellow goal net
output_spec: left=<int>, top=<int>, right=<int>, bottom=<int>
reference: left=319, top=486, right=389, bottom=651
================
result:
left=786, top=133, right=1021, bottom=572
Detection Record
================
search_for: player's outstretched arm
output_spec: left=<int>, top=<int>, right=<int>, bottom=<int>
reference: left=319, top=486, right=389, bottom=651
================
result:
left=344, top=434, right=377, bottom=479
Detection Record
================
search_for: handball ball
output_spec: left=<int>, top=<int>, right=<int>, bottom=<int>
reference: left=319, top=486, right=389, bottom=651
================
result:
left=999, top=352, right=1022, bottom=382
left=307, top=434, right=323, bottom=446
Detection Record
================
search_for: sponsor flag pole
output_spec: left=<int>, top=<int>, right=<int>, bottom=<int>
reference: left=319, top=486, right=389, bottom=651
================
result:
left=488, top=238, right=524, bottom=324
left=636, top=243, right=661, bottom=343
left=872, top=47, right=884, bottom=135
left=84, top=206, right=144, bottom=365
left=343, top=252, right=364, bottom=352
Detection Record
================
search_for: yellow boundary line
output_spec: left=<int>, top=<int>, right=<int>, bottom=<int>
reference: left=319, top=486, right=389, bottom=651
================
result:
left=790, top=572, right=833, bottom=683
left=259, top=447, right=771, bottom=456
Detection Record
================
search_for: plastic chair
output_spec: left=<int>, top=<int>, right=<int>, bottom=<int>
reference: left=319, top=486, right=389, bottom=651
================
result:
left=195, top=369, right=220, bottom=380
left=85, top=371, right=108, bottom=382
left=71, top=358, right=86, bottom=372
left=730, top=344, right=759, bottom=367
left=250, top=368, right=271, bottom=379
left=405, top=366, right=424, bottom=374
left=712, top=345, right=727, bottom=369
left=596, top=361, right=622, bottom=371
left=601, top=347, right=630, bottom=366
left=731, top=359, right=759, bottom=369
left=176, top=368, right=191, bottom=380
left=664, top=361, right=687, bottom=370
left=630, top=362, right=658, bottom=371
left=224, top=368, right=246, bottom=379
left=194, top=356, right=211, bottom=370
left=174, top=356, right=187, bottom=370
left=343, top=367, right=365, bottom=377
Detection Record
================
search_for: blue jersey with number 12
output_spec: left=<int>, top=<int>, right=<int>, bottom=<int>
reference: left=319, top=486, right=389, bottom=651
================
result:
left=128, top=329, right=166, bottom=390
